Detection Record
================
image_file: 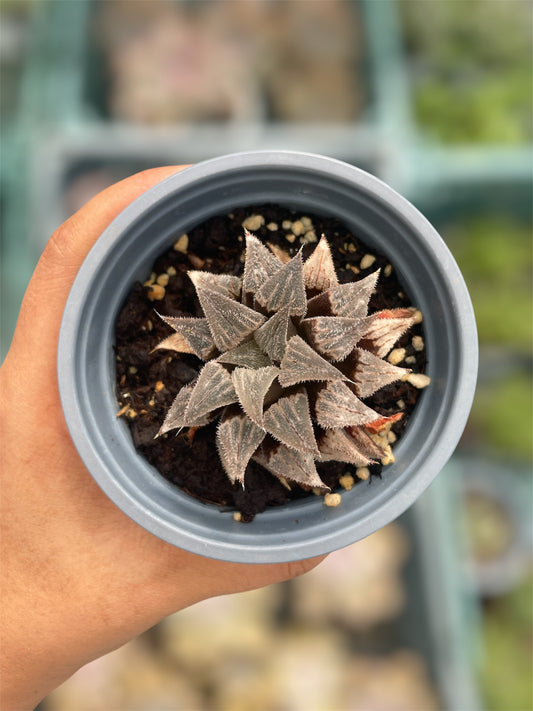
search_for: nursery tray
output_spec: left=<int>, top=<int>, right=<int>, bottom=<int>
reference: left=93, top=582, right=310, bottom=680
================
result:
left=398, top=471, right=482, bottom=711
left=21, top=0, right=373, bottom=128
left=26, top=128, right=385, bottom=253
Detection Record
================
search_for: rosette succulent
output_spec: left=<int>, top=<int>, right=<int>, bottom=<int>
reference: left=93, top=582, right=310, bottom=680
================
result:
left=155, top=230, right=426, bottom=490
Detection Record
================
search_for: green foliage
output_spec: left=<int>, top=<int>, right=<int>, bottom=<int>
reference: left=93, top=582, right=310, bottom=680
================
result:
left=445, top=217, right=533, bottom=351
left=470, top=373, right=533, bottom=462
left=480, top=576, right=533, bottom=711
left=401, top=0, right=533, bottom=144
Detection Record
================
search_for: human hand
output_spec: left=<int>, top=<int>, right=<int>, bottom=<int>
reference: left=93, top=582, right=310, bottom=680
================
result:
left=0, top=167, right=325, bottom=711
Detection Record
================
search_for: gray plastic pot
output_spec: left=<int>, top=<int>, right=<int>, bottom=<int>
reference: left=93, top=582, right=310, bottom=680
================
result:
left=58, top=151, right=477, bottom=563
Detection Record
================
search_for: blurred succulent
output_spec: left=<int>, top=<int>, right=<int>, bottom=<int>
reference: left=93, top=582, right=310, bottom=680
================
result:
left=155, top=231, right=424, bottom=489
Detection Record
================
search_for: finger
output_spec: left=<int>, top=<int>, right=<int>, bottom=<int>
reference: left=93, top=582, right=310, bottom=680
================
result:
left=31, top=165, right=189, bottom=311
left=9, top=166, right=189, bottom=364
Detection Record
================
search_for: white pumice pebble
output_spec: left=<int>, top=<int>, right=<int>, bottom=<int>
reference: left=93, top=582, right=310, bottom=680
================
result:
left=267, top=222, right=278, bottom=231
left=173, top=234, right=189, bottom=253
left=412, top=335, right=424, bottom=351
left=324, top=492, right=342, bottom=507
left=381, top=446, right=395, bottom=466
left=282, top=219, right=292, bottom=230
left=156, top=273, right=169, bottom=287
left=291, top=220, right=305, bottom=236
left=360, top=254, right=376, bottom=269
left=356, top=467, right=370, bottom=481
left=406, top=372, right=431, bottom=389
left=339, top=473, right=355, bottom=490
left=413, top=309, right=423, bottom=324
left=147, top=284, right=165, bottom=301
left=387, top=348, right=406, bottom=365
left=242, top=214, right=265, bottom=231
left=384, top=264, right=393, bottom=277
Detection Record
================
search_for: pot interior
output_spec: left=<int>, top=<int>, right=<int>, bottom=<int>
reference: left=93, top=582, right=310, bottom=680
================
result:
left=59, top=152, right=477, bottom=562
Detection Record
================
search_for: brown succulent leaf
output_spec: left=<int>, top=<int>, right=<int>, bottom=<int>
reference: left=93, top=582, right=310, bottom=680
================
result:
left=155, top=315, right=217, bottom=360
left=242, top=230, right=282, bottom=293
left=216, top=408, right=265, bottom=485
left=303, top=235, right=339, bottom=291
left=253, top=305, right=297, bottom=361
left=217, top=340, right=271, bottom=369
left=314, top=381, right=379, bottom=429
left=232, top=366, right=279, bottom=427
left=267, top=242, right=292, bottom=264
left=346, top=425, right=389, bottom=460
left=317, top=427, right=375, bottom=466
left=253, top=443, right=327, bottom=489
left=263, top=389, right=320, bottom=456
left=305, top=271, right=379, bottom=319
left=157, top=384, right=212, bottom=436
left=342, top=347, right=409, bottom=397
left=196, top=286, right=266, bottom=351
left=188, top=270, right=242, bottom=300
left=279, top=335, right=349, bottom=387
left=301, top=316, right=366, bottom=362
left=152, top=333, right=191, bottom=355
left=255, top=251, right=307, bottom=316
left=184, top=361, right=238, bottom=421
left=358, top=308, right=417, bottom=358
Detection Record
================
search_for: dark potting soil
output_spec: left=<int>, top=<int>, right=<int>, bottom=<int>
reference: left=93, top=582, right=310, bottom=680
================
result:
left=114, top=205, right=428, bottom=521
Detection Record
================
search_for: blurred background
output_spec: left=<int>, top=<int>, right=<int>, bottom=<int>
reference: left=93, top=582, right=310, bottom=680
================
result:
left=1, top=1, right=531, bottom=709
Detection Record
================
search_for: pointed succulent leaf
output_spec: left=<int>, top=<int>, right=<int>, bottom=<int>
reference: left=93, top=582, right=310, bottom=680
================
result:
left=267, top=242, right=292, bottom=264
left=217, top=340, right=271, bottom=369
left=317, top=427, right=375, bottom=465
left=342, top=348, right=408, bottom=398
left=157, top=384, right=212, bottom=436
left=154, top=231, right=427, bottom=493
left=216, top=408, right=265, bottom=484
left=346, top=425, right=389, bottom=460
left=263, top=389, right=319, bottom=456
left=253, top=443, right=327, bottom=489
left=358, top=308, right=417, bottom=358
left=184, top=361, right=237, bottom=421
left=364, top=412, right=403, bottom=434
left=156, top=315, right=217, bottom=360
left=315, top=381, right=379, bottom=429
left=301, top=316, right=366, bottom=362
left=152, top=333, right=192, bottom=355
left=303, top=235, right=339, bottom=291
left=232, top=366, right=279, bottom=426
left=188, top=270, right=242, bottom=300
left=196, top=286, right=266, bottom=351
left=307, top=270, right=380, bottom=319
left=255, top=251, right=307, bottom=316
left=279, top=336, right=349, bottom=387
left=253, top=305, right=297, bottom=361
left=242, top=230, right=282, bottom=293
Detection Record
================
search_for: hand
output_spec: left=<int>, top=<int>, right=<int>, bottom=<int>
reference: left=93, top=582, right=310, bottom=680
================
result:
left=0, top=167, right=325, bottom=711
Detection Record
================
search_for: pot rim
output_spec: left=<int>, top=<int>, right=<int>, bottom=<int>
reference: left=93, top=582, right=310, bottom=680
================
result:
left=58, top=150, right=478, bottom=562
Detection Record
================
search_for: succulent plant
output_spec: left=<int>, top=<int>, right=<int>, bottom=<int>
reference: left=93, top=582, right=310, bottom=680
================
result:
left=155, top=230, right=426, bottom=491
